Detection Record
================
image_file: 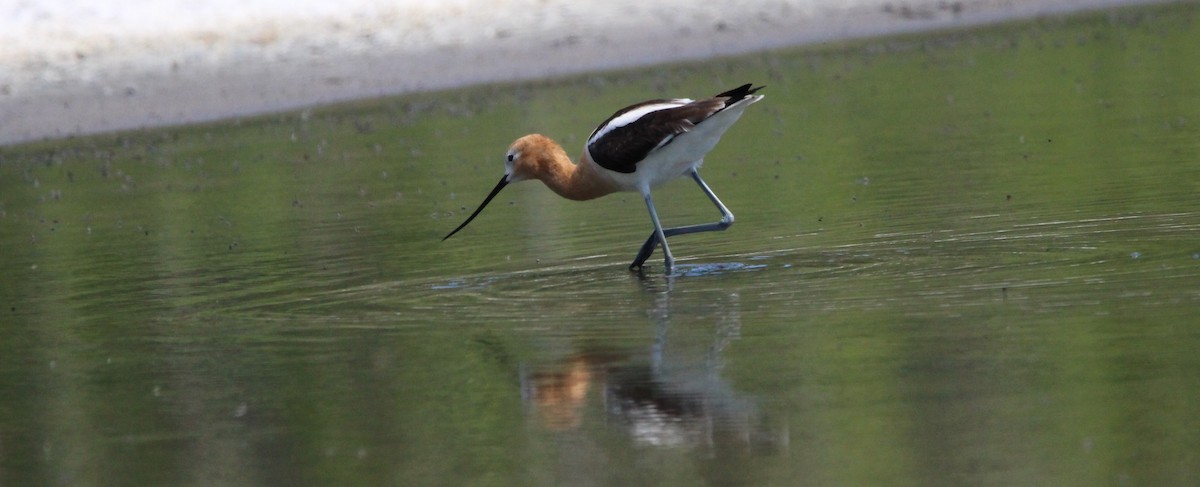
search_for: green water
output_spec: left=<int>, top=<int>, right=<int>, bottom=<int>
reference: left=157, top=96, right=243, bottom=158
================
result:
left=3, top=3, right=1199, bottom=485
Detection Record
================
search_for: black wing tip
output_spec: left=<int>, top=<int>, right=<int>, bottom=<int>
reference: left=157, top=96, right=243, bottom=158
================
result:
left=716, top=84, right=765, bottom=103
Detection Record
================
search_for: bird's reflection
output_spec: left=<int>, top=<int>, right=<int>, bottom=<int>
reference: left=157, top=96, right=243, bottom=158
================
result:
left=520, top=353, right=601, bottom=431
left=519, top=279, right=787, bottom=455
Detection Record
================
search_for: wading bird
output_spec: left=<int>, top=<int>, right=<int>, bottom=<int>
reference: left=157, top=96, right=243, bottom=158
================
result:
left=443, top=84, right=764, bottom=273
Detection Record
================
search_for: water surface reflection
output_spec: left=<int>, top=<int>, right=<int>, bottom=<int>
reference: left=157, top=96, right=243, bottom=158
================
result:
left=521, top=283, right=787, bottom=455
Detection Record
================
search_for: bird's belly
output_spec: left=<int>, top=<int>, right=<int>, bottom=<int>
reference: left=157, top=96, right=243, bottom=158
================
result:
left=600, top=155, right=699, bottom=193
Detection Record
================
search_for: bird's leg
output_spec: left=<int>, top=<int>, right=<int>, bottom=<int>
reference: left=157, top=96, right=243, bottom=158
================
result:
left=628, top=169, right=735, bottom=271
left=685, top=168, right=736, bottom=232
left=631, top=191, right=675, bottom=273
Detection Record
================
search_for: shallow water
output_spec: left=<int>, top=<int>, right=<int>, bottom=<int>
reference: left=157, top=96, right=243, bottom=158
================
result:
left=2, top=3, right=1199, bottom=485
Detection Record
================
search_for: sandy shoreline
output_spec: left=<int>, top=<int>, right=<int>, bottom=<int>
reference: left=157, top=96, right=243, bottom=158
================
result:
left=0, top=0, right=1172, bottom=146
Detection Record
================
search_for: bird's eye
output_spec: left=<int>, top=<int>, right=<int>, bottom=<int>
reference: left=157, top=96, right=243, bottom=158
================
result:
left=506, top=153, right=515, bottom=162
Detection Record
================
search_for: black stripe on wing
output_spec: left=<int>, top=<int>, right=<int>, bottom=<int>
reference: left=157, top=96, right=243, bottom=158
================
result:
left=588, top=99, right=724, bottom=174
left=587, top=84, right=763, bottom=174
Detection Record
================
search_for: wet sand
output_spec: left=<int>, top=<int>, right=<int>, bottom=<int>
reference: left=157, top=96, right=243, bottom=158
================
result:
left=0, top=0, right=1171, bottom=145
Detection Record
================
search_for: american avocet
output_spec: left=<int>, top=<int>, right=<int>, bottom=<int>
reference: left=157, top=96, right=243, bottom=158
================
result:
left=443, top=83, right=764, bottom=273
